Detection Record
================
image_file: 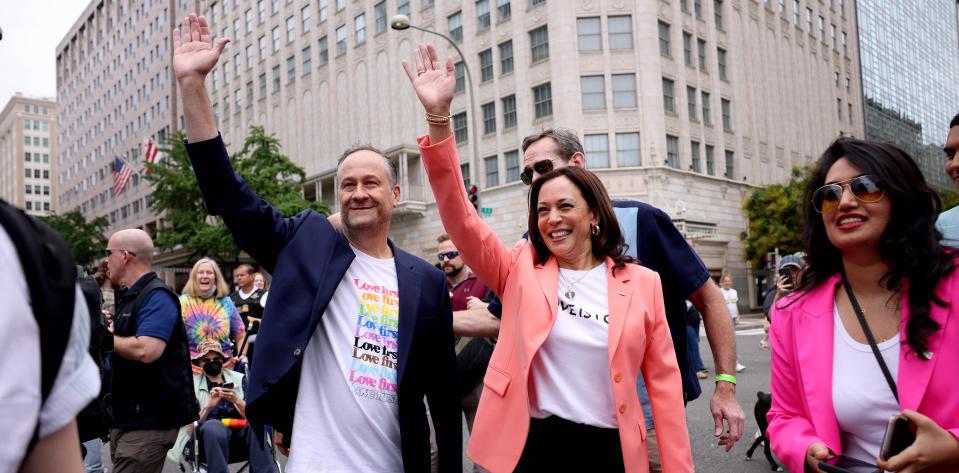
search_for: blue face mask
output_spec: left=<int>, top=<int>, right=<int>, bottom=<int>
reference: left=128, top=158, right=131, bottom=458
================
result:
left=201, top=286, right=216, bottom=299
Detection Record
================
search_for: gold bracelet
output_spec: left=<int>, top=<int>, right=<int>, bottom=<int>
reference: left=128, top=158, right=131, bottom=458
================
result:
left=425, top=111, right=451, bottom=119
left=425, top=114, right=451, bottom=125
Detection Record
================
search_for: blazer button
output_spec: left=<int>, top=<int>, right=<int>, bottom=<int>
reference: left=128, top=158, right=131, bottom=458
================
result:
left=293, top=348, right=302, bottom=356
left=618, top=404, right=627, bottom=414
left=613, top=373, right=623, bottom=383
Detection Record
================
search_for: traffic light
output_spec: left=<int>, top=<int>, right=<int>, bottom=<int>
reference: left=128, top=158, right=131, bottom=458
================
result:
left=467, top=184, right=479, bottom=210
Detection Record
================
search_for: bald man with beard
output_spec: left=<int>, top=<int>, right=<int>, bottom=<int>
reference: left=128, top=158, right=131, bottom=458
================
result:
left=104, top=229, right=197, bottom=473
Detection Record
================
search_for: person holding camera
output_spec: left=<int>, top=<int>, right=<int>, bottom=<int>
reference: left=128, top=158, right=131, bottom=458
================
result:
left=760, top=254, right=804, bottom=351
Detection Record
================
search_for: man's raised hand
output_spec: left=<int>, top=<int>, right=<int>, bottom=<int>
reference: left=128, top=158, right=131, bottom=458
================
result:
left=172, top=14, right=229, bottom=83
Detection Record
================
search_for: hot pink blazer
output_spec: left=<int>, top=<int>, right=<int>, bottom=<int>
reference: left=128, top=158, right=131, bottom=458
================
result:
left=767, top=273, right=959, bottom=473
left=419, top=135, right=693, bottom=473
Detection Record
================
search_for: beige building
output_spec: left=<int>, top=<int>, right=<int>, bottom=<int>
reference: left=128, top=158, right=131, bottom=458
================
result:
left=57, top=0, right=863, bottom=306
left=0, top=94, right=58, bottom=216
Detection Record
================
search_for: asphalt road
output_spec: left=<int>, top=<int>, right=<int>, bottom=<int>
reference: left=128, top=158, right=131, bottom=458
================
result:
left=132, top=316, right=777, bottom=472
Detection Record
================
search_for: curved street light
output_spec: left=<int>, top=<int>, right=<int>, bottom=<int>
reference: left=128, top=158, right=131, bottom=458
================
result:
left=391, top=14, right=481, bottom=201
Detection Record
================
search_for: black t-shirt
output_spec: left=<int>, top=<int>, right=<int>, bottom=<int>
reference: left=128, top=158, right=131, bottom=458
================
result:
left=231, top=288, right=265, bottom=334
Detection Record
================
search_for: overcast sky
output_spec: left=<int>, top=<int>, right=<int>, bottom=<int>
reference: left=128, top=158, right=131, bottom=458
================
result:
left=0, top=0, right=90, bottom=107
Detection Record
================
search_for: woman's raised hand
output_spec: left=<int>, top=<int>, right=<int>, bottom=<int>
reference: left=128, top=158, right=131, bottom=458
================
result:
left=402, top=44, right=456, bottom=116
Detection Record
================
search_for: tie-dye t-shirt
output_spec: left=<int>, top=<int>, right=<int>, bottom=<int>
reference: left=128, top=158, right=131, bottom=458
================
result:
left=179, top=294, right=246, bottom=359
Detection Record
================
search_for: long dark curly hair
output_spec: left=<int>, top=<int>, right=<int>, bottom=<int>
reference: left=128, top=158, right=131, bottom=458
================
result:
left=796, top=138, right=954, bottom=357
left=527, top=166, right=634, bottom=273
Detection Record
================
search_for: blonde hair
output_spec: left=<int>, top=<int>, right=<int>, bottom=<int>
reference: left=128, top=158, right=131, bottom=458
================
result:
left=253, top=272, right=270, bottom=291
left=182, top=257, right=231, bottom=298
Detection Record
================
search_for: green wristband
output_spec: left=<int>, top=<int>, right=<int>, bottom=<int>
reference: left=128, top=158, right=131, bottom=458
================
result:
left=715, top=374, right=737, bottom=385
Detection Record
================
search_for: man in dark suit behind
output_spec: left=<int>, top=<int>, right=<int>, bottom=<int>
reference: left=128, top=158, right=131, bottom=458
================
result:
left=172, top=14, right=460, bottom=472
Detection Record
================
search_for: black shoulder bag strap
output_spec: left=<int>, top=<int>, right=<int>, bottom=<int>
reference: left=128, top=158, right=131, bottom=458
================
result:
left=840, top=273, right=899, bottom=402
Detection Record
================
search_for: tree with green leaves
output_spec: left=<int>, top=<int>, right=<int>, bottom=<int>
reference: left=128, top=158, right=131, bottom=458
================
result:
left=740, top=166, right=810, bottom=269
left=146, top=126, right=327, bottom=262
left=40, top=210, right=109, bottom=268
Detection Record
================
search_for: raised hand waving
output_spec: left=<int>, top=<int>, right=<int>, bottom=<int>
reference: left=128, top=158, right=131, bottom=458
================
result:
left=402, top=44, right=456, bottom=116
left=172, top=14, right=229, bottom=83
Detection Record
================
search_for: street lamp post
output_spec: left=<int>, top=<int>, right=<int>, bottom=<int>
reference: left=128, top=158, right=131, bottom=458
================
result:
left=391, top=14, right=482, bottom=204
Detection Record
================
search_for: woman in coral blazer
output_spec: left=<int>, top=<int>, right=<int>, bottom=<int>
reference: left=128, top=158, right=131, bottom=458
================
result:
left=403, top=44, right=692, bottom=472
left=767, top=138, right=959, bottom=473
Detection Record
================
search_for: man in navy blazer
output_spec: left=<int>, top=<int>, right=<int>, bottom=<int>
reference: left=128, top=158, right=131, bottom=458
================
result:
left=172, top=14, right=460, bottom=472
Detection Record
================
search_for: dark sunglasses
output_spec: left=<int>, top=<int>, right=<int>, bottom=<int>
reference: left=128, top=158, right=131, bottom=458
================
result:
left=520, top=160, right=555, bottom=186
left=437, top=251, right=460, bottom=261
left=105, top=248, right=137, bottom=257
left=811, top=175, right=885, bottom=214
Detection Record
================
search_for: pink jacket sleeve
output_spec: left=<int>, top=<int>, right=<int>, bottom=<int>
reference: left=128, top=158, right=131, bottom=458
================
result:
left=766, top=303, right=825, bottom=473
left=418, top=134, right=517, bottom=297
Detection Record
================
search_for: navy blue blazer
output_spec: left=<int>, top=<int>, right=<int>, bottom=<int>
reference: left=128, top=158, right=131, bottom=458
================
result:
left=185, top=135, right=461, bottom=473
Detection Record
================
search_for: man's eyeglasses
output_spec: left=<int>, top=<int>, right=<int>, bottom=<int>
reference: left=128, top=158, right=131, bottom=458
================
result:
left=520, top=160, right=556, bottom=186
left=811, top=175, right=885, bottom=214
left=105, top=248, right=137, bottom=257
left=437, top=251, right=460, bottom=261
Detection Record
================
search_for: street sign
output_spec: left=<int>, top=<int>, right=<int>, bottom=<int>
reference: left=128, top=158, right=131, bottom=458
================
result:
left=480, top=207, right=493, bottom=217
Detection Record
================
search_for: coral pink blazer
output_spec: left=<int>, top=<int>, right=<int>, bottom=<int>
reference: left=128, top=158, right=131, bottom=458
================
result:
left=767, top=273, right=959, bottom=473
left=419, top=135, right=693, bottom=473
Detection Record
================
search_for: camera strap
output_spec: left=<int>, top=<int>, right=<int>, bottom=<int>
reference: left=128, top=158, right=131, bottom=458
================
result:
left=840, top=272, right=899, bottom=403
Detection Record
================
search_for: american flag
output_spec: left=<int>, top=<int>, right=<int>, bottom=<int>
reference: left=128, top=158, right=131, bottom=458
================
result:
left=113, top=157, right=133, bottom=195
left=143, top=138, right=159, bottom=174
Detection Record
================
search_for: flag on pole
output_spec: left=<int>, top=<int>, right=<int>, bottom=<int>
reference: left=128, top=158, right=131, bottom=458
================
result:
left=143, top=138, right=159, bottom=174
left=113, top=157, right=133, bottom=195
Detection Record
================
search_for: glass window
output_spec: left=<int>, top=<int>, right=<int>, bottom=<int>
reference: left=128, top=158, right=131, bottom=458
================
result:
left=42, top=154, right=48, bottom=163
left=398, top=0, right=410, bottom=16
left=319, top=36, right=329, bottom=64
left=505, top=150, right=520, bottom=182
left=448, top=11, right=463, bottom=42
left=792, top=0, right=800, bottom=25
left=259, top=72, right=267, bottom=97
left=666, top=135, right=679, bottom=168
left=24, top=152, right=31, bottom=162
left=718, top=48, right=727, bottom=80
left=272, top=26, right=280, bottom=52
left=302, top=6, right=311, bottom=33
left=662, top=78, right=675, bottom=112
left=286, top=16, right=295, bottom=43
left=658, top=21, right=671, bottom=56
left=287, top=55, right=296, bottom=81
left=356, top=14, right=366, bottom=44
left=234, top=18, right=241, bottom=39
left=715, top=0, right=724, bottom=28
left=831, top=23, right=837, bottom=48
left=725, top=150, right=734, bottom=178
left=497, top=0, right=511, bottom=20
left=482, top=101, right=496, bottom=134
left=272, top=0, right=280, bottom=14
left=258, top=35, right=267, bottom=60
left=722, top=98, right=732, bottom=130
left=25, top=168, right=31, bottom=177
left=235, top=89, right=242, bottom=109
left=819, top=16, right=825, bottom=41
left=842, top=31, right=848, bottom=55
left=584, top=134, right=609, bottom=168
left=453, top=112, right=468, bottom=143
left=698, top=39, right=707, bottom=71
left=529, top=25, right=549, bottom=62
left=683, top=33, right=693, bottom=66
left=499, top=40, right=514, bottom=74
left=302, top=46, right=312, bottom=72
left=319, top=0, right=328, bottom=21
left=23, top=119, right=28, bottom=130
left=807, top=7, right=813, bottom=33
left=257, top=0, right=265, bottom=23
left=336, top=0, right=346, bottom=10
left=454, top=62, right=465, bottom=93
left=608, top=15, right=632, bottom=49
left=706, top=145, right=715, bottom=175
left=246, top=9, right=253, bottom=32
left=477, top=0, right=490, bottom=29
left=691, top=141, right=701, bottom=172
left=502, top=94, right=517, bottom=129
left=336, top=25, right=347, bottom=55
left=616, top=132, right=640, bottom=167
left=581, top=75, right=605, bottom=110
left=246, top=80, right=254, bottom=104
left=611, top=73, right=636, bottom=108
left=577, top=17, right=601, bottom=52
left=532, top=82, right=552, bottom=118
left=479, top=49, right=493, bottom=82
left=461, top=164, right=471, bottom=189
left=246, top=45, right=254, bottom=69
left=702, top=91, right=712, bottom=124
left=694, top=0, right=703, bottom=18
left=375, top=2, right=387, bottom=33
left=485, top=156, right=499, bottom=187
left=234, top=53, right=241, bottom=77
left=687, top=86, right=698, bottom=120
left=272, top=64, right=281, bottom=92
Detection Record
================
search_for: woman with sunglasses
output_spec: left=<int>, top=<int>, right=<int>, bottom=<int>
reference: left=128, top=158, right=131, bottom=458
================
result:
left=766, top=138, right=959, bottom=473
left=404, top=44, right=692, bottom=473
left=180, top=257, right=247, bottom=373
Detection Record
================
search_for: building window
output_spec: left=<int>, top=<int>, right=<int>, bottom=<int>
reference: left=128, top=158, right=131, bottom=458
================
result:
left=258, top=35, right=267, bottom=60
left=658, top=22, right=671, bottom=56
left=532, top=83, right=552, bottom=118
left=497, top=0, right=511, bottom=20
left=721, top=98, right=732, bottom=130
left=697, top=39, right=707, bottom=71
left=662, top=78, right=675, bottom=113
left=477, top=0, right=491, bottom=29
left=666, top=135, right=679, bottom=168
left=302, top=6, right=311, bottom=33
left=356, top=14, right=366, bottom=44
left=502, top=94, right=517, bottom=129
left=806, top=7, right=813, bottom=33
left=694, top=0, right=703, bottom=18
left=691, top=141, right=701, bottom=172
left=706, top=145, right=715, bottom=175
left=272, top=0, right=280, bottom=14
left=724, top=150, right=734, bottom=178
left=616, top=133, right=640, bottom=167
left=485, top=156, right=499, bottom=187
left=499, top=41, right=514, bottom=74
left=398, top=0, right=411, bottom=16
left=448, top=11, right=463, bottom=42
left=454, top=62, right=465, bottom=93
left=584, top=134, right=610, bottom=168
left=701, top=91, right=712, bottom=124
left=259, top=72, right=267, bottom=98
left=453, top=112, right=468, bottom=143
left=683, top=33, right=693, bottom=66
left=272, top=64, right=281, bottom=92
left=837, top=98, right=842, bottom=120
left=819, top=16, right=825, bottom=42
left=715, top=0, right=724, bottom=29
left=479, top=49, right=493, bottom=82
left=246, top=81, right=254, bottom=104
left=257, top=0, right=265, bottom=23
left=245, top=9, right=254, bottom=32
left=792, top=0, right=800, bottom=25
left=319, top=36, right=329, bottom=65
left=286, top=55, right=296, bottom=81
left=336, top=0, right=346, bottom=10
left=319, top=0, right=328, bottom=21
left=718, top=48, right=727, bottom=80
left=482, top=102, right=496, bottom=134
left=246, top=45, right=254, bottom=69
left=224, top=99, right=230, bottom=116
left=336, top=25, right=347, bottom=55
left=612, top=74, right=636, bottom=108
left=302, top=46, right=312, bottom=72
left=505, top=150, right=520, bottom=182
left=286, top=16, right=295, bottom=43
left=529, top=25, right=549, bottom=62
left=687, top=86, right=698, bottom=120
left=842, top=31, right=848, bottom=55
left=581, top=75, right=606, bottom=110
left=234, top=89, right=242, bottom=109
left=272, top=26, right=280, bottom=52
left=577, top=17, right=601, bottom=52
left=234, top=18, right=242, bottom=39
left=608, top=15, right=633, bottom=49
left=234, top=53, right=241, bottom=77
left=375, top=1, right=387, bottom=33
left=24, top=152, right=30, bottom=162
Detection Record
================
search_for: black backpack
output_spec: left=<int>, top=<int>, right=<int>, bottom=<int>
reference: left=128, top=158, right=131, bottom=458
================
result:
left=0, top=201, right=76, bottom=452
left=76, top=266, right=114, bottom=442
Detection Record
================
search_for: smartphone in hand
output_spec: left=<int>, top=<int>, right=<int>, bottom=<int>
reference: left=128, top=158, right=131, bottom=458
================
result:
left=222, top=382, right=235, bottom=390
left=819, top=455, right=881, bottom=473
left=879, top=415, right=916, bottom=460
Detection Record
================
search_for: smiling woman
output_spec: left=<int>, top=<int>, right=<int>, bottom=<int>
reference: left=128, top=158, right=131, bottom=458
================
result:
left=180, top=257, right=246, bottom=372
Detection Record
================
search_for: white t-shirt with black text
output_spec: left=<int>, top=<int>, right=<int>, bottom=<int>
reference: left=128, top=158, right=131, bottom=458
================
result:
left=288, top=245, right=403, bottom=473
left=529, top=262, right=617, bottom=428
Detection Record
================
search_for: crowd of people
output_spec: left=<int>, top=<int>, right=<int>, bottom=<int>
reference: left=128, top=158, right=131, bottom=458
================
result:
left=4, top=12, right=959, bottom=473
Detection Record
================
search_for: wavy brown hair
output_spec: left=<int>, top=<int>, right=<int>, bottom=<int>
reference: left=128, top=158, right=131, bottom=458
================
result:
left=527, top=166, right=634, bottom=273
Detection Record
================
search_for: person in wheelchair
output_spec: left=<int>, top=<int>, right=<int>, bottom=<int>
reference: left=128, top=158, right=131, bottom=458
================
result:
left=168, top=340, right=277, bottom=472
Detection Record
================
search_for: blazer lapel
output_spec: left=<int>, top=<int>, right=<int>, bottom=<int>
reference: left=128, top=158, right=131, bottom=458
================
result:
left=606, top=260, right=631, bottom=362
left=394, top=247, right=421, bottom=385
left=796, top=276, right=842, bottom=453
left=898, top=279, right=952, bottom=410
left=535, top=257, right=559, bottom=326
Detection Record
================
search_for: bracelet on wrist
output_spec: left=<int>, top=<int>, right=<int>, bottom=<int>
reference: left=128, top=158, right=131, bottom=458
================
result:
left=715, top=373, right=737, bottom=385
left=425, top=111, right=451, bottom=125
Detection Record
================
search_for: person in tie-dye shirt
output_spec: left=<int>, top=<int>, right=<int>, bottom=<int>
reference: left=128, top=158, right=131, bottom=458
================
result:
left=180, top=258, right=246, bottom=373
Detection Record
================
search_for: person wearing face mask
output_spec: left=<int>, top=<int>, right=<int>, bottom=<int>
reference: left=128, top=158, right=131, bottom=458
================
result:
left=181, top=258, right=246, bottom=374
left=168, top=341, right=277, bottom=472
